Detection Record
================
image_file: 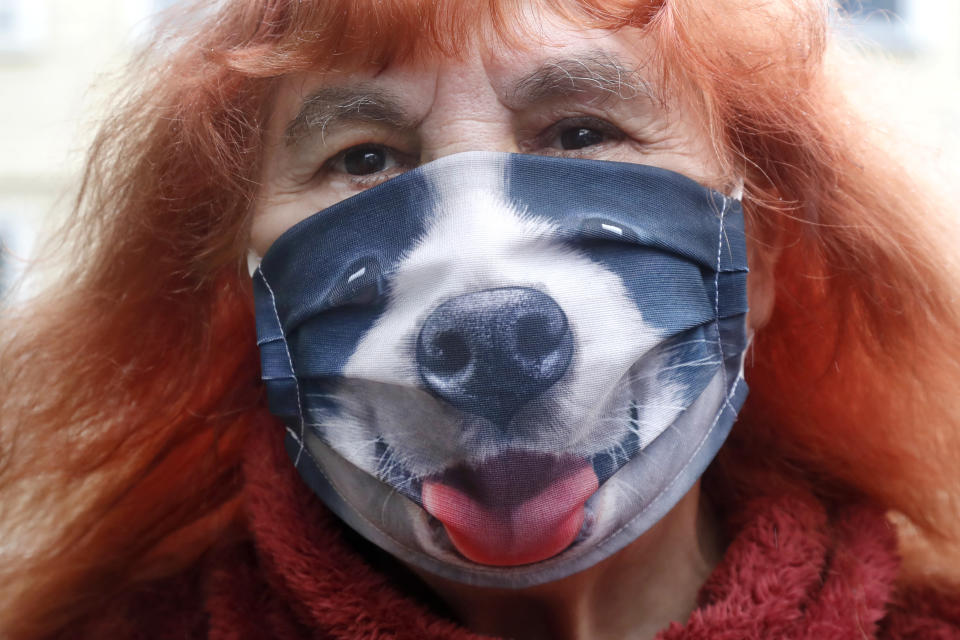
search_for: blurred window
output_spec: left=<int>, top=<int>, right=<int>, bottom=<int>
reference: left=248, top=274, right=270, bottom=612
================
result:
left=0, top=0, right=46, bottom=54
left=0, top=218, right=34, bottom=302
left=127, top=0, right=189, bottom=41
left=837, top=0, right=916, bottom=53
left=839, top=0, right=899, bottom=13
left=0, top=0, right=22, bottom=39
left=152, top=0, right=181, bottom=11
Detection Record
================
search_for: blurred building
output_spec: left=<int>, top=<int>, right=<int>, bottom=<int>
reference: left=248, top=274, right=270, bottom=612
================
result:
left=0, top=0, right=958, bottom=298
left=0, top=0, right=177, bottom=297
left=836, top=0, right=960, bottom=181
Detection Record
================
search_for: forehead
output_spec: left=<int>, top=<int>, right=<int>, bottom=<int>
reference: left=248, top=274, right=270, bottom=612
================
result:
left=269, top=19, right=655, bottom=125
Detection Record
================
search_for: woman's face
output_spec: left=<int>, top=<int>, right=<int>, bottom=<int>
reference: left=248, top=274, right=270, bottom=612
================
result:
left=252, top=21, right=732, bottom=254
left=250, top=13, right=774, bottom=579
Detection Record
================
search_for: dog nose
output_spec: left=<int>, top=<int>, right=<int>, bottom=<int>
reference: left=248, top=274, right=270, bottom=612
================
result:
left=417, top=287, right=573, bottom=425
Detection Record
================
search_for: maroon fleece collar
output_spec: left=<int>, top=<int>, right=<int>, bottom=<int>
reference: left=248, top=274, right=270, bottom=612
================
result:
left=239, top=419, right=912, bottom=640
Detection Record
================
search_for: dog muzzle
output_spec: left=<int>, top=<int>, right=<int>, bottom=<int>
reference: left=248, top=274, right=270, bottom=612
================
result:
left=252, top=151, right=749, bottom=588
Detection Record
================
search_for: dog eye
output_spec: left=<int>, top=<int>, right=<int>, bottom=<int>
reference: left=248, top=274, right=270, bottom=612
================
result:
left=328, top=257, right=384, bottom=307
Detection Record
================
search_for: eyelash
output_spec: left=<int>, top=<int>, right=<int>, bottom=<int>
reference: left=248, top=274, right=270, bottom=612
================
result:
left=529, top=116, right=625, bottom=155
left=324, top=143, right=415, bottom=187
left=321, top=117, right=627, bottom=187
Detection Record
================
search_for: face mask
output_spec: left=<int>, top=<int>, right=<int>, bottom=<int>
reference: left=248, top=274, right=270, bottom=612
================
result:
left=252, top=151, right=749, bottom=588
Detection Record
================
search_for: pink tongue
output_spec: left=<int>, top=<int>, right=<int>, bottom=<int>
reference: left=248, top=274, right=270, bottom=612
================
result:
left=422, top=456, right=598, bottom=566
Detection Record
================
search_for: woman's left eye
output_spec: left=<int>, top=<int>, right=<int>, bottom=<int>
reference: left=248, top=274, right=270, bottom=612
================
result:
left=540, top=118, right=623, bottom=153
left=559, top=126, right=606, bottom=150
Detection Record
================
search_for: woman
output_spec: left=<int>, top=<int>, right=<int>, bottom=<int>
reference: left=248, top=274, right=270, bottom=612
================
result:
left=1, top=0, right=959, bottom=638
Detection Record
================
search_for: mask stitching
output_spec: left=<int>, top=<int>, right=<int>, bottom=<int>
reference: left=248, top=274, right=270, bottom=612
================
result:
left=260, top=269, right=308, bottom=467
left=713, top=196, right=731, bottom=405
left=711, top=198, right=742, bottom=431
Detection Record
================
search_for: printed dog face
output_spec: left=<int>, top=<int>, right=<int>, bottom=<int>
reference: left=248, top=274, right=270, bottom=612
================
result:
left=267, top=154, right=723, bottom=566
left=327, top=162, right=678, bottom=475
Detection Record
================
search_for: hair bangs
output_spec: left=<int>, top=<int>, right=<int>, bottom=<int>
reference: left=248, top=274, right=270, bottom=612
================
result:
left=207, top=0, right=662, bottom=77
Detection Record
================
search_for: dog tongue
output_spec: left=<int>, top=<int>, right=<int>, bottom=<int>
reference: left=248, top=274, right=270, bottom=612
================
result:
left=422, top=451, right=599, bottom=566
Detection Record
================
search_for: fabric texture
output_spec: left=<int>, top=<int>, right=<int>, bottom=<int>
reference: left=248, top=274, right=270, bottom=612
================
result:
left=252, top=151, right=750, bottom=585
left=57, top=417, right=960, bottom=640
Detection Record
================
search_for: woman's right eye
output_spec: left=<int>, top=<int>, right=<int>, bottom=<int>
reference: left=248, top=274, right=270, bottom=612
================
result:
left=344, top=146, right=387, bottom=175
left=331, top=144, right=401, bottom=177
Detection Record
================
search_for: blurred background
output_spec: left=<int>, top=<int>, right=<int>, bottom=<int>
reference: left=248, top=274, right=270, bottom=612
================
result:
left=0, top=0, right=958, bottom=300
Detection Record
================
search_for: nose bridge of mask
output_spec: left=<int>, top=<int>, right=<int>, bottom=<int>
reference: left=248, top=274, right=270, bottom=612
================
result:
left=253, top=151, right=749, bottom=587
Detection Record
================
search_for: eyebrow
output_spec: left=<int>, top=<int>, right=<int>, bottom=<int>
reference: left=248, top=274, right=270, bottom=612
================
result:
left=284, top=84, right=415, bottom=145
left=284, top=51, right=651, bottom=145
left=508, top=51, right=652, bottom=108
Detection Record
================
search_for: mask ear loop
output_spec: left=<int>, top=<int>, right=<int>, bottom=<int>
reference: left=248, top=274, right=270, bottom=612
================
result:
left=727, top=176, right=745, bottom=201
left=247, top=249, right=262, bottom=277
left=726, top=175, right=752, bottom=355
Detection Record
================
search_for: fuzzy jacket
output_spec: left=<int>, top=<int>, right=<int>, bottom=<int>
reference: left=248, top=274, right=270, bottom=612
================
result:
left=60, top=420, right=960, bottom=640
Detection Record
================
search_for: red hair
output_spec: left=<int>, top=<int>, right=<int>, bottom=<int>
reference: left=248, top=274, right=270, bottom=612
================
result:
left=1, top=0, right=958, bottom=637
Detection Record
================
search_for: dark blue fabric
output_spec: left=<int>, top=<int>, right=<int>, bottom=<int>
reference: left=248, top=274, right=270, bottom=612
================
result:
left=253, top=148, right=748, bottom=466
left=257, top=154, right=747, bottom=381
left=251, top=152, right=750, bottom=586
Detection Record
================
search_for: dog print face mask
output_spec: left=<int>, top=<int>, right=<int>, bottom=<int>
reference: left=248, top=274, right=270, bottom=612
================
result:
left=252, top=151, right=749, bottom=588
